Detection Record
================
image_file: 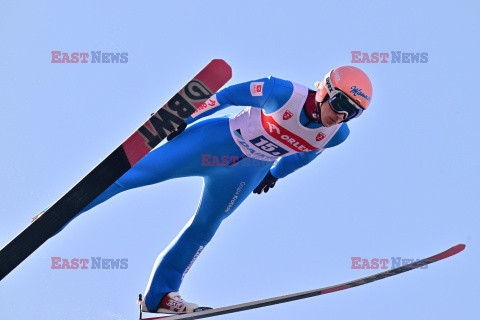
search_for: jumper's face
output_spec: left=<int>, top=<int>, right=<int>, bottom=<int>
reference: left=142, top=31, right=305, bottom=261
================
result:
left=319, top=100, right=345, bottom=127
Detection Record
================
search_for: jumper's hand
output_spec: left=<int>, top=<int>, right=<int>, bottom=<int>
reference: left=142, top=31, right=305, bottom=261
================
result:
left=253, top=171, right=279, bottom=194
left=167, top=122, right=187, bottom=141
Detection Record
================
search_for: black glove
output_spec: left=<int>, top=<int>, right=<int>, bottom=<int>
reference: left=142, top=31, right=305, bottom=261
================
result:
left=253, top=171, right=279, bottom=194
left=167, top=122, right=187, bottom=141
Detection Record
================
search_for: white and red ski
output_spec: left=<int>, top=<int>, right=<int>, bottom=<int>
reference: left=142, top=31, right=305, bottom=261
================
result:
left=140, top=244, right=465, bottom=320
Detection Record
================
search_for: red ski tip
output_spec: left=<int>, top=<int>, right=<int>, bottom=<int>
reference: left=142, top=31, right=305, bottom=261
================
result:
left=429, top=243, right=466, bottom=261
left=208, top=59, right=232, bottom=77
left=449, top=244, right=466, bottom=254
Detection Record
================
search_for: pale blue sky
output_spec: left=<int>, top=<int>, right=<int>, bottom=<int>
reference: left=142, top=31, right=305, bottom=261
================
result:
left=1, top=1, right=479, bottom=319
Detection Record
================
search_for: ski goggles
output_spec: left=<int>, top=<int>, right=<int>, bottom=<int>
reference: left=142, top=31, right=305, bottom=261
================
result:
left=324, top=75, right=364, bottom=122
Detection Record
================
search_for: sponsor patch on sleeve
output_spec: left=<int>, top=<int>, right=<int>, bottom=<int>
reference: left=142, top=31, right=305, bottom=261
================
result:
left=250, top=82, right=264, bottom=96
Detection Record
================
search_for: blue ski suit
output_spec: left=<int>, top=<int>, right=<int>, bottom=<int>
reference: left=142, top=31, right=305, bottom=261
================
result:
left=76, top=76, right=350, bottom=311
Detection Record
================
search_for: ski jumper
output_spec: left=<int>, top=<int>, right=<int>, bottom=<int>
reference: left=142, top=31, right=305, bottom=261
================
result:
left=74, top=76, right=350, bottom=311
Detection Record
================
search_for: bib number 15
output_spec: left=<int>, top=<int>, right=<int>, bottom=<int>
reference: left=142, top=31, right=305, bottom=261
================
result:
left=249, top=136, right=288, bottom=156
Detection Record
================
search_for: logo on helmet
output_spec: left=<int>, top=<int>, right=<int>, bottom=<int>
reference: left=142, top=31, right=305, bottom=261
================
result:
left=350, top=86, right=371, bottom=101
left=283, top=110, right=293, bottom=120
left=325, top=77, right=334, bottom=93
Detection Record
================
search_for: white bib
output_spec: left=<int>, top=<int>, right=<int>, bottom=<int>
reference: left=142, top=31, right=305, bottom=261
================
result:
left=229, top=82, right=341, bottom=161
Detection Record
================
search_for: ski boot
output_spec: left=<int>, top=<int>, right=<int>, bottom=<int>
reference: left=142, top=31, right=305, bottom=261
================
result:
left=138, top=292, right=211, bottom=318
